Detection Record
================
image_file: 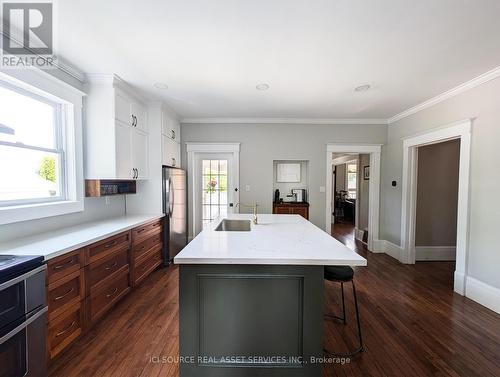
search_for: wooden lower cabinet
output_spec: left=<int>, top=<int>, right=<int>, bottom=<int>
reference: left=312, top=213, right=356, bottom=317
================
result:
left=272, top=202, right=310, bottom=219
left=46, top=218, right=163, bottom=362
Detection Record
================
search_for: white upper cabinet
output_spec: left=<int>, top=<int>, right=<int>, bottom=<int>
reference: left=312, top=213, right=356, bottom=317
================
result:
left=161, top=107, right=181, bottom=167
left=161, top=110, right=180, bottom=142
left=131, top=101, right=148, bottom=132
left=84, top=74, right=149, bottom=180
left=162, top=134, right=180, bottom=167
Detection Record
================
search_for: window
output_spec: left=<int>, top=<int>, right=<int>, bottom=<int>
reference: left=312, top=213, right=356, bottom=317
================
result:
left=0, top=81, right=65, bottom=205
left=0, top=71, right=83, bottom=225
left=346, top=163, right=357, bottom=199
left=202, top=159, right=228, bottom=224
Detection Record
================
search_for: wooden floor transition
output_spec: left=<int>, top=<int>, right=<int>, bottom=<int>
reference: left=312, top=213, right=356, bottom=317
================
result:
left=49, top=223, right=500, bottom=377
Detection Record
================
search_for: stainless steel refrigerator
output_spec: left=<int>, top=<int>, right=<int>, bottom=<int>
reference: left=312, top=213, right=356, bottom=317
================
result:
left=162, top=166, right=187, bottom=264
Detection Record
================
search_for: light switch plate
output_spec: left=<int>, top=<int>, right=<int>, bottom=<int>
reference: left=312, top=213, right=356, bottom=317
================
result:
left=319, top=186, right=326, bottom=193
left=245, top=185, right=251, bottom=192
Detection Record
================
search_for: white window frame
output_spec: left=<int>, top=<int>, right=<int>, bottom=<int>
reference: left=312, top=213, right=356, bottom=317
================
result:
left=346, top=162, right=357, bottom=199
left=0, top=69, right=85, bottom=225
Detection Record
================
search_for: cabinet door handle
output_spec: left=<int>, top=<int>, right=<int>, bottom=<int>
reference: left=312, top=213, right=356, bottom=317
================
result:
left=56, top=321, right=76, bottom=337
left=171, top=130, right=175, bottom=139
left=136, top=168, right=139, bottom=179
left=53, top=258, right=76, bottom=270
left=104, top=240, right=118, bottom=249
left=106, top=287, right=119, bottom=298
left=105, top=261, right=118, bottom=271
left=171, top=158, right=176, bottom=167
left=54, top=287, right=75, bottom=301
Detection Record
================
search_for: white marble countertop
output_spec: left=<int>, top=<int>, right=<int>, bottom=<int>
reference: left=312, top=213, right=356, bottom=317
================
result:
left=174, top=214, right=367, bottom=266
left=0, top=214, right=164, bottom=261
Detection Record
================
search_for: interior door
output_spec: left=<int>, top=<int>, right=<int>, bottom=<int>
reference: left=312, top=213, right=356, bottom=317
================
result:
left=194, top=153, right=238, bottom=235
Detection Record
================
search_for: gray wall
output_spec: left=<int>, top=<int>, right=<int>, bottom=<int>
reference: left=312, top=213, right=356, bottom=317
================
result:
left=415, top=140, right=460, bottom=247
left=181, top=123, right=387, bottom=230
left=380, top=76, right=500, bottom=289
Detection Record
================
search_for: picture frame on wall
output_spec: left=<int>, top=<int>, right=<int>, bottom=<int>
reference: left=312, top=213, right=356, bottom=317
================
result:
left=276, top=163, right=301, bottom=183
left=364, top=165, right=370, bottom=180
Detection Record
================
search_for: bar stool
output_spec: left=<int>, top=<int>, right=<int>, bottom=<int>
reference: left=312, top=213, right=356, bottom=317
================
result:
left=324, top=266, right=363, bottom=356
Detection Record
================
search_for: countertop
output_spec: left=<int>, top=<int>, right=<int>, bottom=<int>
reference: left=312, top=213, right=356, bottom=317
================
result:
left=174, top=214, right=367, bottom=266
left=0, top=214, right=164, bottom=261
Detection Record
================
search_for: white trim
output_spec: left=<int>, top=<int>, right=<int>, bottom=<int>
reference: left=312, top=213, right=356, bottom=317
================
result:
left=186, top=142, right=240, bottom=153
left=466, top=277, right=500, bottom=314
left=389, top=66, right=500, bottom=124
left=400, top=119, right=471, bottom=295
left=182, top=118, right=388, bottom=125
left=186, top=143, right=240, bottom=239
left=326, top=144, right=381, bottom=251
left=415, top=246, right=456, bottom=261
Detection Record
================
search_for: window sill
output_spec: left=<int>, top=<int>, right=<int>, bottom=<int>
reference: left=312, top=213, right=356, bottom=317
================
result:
left=0, top=199, right=84, bottom=225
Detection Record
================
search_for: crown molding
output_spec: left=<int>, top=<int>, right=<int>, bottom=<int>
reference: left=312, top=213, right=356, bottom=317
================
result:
left=180, top=117, right=388, bottom=125
left=388, top=65, right=500, bottom=124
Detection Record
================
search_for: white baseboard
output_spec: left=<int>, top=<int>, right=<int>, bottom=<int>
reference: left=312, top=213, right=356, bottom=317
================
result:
left=466, top=276, right=500, bottom=314
left=454, top=271, right=465, bottom=295
left=415, top=246, right=456, bottom=261
left=371, top=239, right=404, bottom=262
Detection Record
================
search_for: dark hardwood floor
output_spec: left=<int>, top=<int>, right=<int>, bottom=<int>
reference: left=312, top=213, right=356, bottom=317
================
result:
left=49, top=224, right=500, bottom=377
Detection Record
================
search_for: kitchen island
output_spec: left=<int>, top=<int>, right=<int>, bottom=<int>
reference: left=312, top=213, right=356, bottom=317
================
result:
left=174, top=214, right=366, bottom=377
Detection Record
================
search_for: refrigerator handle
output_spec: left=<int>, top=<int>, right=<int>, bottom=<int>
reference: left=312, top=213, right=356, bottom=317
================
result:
left=169, top=178, right=174, bottom=217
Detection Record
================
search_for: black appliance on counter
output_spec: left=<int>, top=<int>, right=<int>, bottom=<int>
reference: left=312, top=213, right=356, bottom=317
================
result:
left=0, top=255, right=47, bottom=377
left=162, top=166, right=188, bottom=264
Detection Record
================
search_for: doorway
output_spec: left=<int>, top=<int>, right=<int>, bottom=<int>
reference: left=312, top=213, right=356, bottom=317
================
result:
left=400, top=120, right=471, bottom=295
left=325, top=144, right=381, bottom=252
left=186, top=143, right=240, bottom=239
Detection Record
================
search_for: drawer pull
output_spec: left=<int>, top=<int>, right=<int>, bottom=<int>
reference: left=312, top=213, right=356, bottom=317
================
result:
left=105, top=261, right=118, bottom=270
left=153, top=222, right=161, bottom=228
left=137, top=228, right=146, bottom=234
left=54, top=287, right=75, bottom=301
left=106, top=287, right=118, bottom=298
left=104, top=240, right=118, bottom=249
left=53, top=258, right=75, bottom=270
left=55, top=321, right=76, bottom=337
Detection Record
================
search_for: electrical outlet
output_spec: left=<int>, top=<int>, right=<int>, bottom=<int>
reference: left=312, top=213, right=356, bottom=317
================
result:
left=319, top=186, right=326, bottom=193
left=105, top=196, right=110, bottom=205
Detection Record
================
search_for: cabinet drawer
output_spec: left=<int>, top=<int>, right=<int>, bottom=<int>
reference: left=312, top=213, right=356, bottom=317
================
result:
left=47, top=270, right=83, bottom=321
left=86, top=232, right=131, bottom=264
left=48, top=302, right=83, bottom=359
left=89, top=269, right=130, bottom=323
left=87, top=249, right=129, bottom=291
left=132, top=232, right=162, bottom=260
left=47, top=249, right=84, bottom=285
left=131, top=219, right=162, bottom=245
left=133, top=247, right=162, bottom=286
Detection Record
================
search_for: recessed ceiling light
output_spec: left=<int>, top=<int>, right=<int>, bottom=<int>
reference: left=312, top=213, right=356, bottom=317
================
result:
left=154, top=82, right=169, bottom=90
left=354, top=84, right=371, bottom=92
left=256, top=83, right=270, bottom=91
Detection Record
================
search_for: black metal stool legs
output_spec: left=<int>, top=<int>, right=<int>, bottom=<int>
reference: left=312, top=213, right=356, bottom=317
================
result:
left=324, top=282, right=346, bottom=324
left=324, top=280, right=364, bottom=357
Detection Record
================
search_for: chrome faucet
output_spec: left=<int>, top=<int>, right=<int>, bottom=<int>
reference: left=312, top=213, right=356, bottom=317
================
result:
left=236, top=202, right=259, bottom=224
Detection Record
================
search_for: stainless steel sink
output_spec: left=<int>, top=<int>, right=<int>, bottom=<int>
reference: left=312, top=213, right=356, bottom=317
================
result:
left=215, top=219, right=251, bottom=231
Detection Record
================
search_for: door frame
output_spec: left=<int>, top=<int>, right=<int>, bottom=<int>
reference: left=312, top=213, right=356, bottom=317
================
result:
left=326, top=144, right=382, bottom=251
left=400, top=119, right=472, bottom=295
left=186, top=142, right=240, bottom=240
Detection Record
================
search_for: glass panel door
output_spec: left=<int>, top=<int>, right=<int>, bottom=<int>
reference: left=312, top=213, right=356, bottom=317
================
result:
left=202, top=159, right=228, bottom=225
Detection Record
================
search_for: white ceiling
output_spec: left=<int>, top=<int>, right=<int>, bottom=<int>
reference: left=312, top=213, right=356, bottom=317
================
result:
left=56, top=0, right=500, bottom=120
